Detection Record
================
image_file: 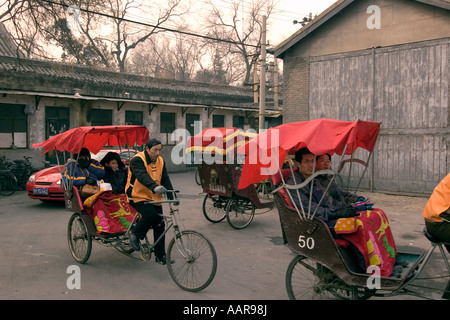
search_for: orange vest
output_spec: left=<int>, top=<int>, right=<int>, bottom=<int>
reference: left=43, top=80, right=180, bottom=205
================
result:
left=422, top=173, right=450, bottom=222
left=126, top=151, right=164, bottom=204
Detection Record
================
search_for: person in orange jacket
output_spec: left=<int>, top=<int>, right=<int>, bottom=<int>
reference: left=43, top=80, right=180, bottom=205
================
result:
left=125, top=138, right=175, bottom=265
left=422, top=173, right=450, bottom=249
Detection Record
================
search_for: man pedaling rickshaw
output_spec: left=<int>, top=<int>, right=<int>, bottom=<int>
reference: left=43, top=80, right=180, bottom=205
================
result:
left=125, top=138, right=177, bottom=265
left=285, top=148, right=400, bottom=277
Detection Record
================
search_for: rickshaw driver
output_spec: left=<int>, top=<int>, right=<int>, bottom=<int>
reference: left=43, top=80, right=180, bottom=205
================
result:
left=422, top=173, right=450, bottom=252
left=125, top=138, right=175, bottom=265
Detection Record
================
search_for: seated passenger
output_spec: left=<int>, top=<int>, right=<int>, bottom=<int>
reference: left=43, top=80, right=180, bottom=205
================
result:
left=81, top=151, right=135, bottom=235
left=285, top=148, right=397, bottom=276
left=285, top=148, right=358, bottom=226
left=62, top=147, right=105, bottom=188
left=315, top=153, right=360, bottom=204
left=100, top=152, right=128, bottom=194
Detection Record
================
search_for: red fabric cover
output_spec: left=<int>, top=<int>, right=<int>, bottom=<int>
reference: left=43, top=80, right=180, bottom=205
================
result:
left=336, top=208, right=397, bottom=277
left=237, top=119, right=380, bottom=189
left=33, top=125, right=149, bottom=154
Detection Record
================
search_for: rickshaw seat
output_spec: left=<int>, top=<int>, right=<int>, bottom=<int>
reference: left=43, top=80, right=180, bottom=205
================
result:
left=64, top=185, right=85, bottom=213
left=270, top=169, right=295, bottom=209
left=424, top=227, right=450, bottom=245
left=270, top=168, right=292, bottom=185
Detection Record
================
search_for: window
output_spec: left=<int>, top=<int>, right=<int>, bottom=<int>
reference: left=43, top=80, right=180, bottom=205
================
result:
left=233, top=115, right=245, bottom=130
left=125, top=110, right=143, bottom=125
left=46, top=107, right=70, bottom=138
left=212, top=115, right=225, bottom=128
left=0, top=104, right=27, bottom=148
left=45, top=106, right=70, bottom=163
left=185, top=113, right=200, bottom=136
left=91, top=109, right=112, bottom=126
left=160, top=112, right=176, bottom=133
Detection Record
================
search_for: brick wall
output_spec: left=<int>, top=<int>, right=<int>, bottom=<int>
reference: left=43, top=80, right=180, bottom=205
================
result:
left=282, top=56, right=310, bottom=123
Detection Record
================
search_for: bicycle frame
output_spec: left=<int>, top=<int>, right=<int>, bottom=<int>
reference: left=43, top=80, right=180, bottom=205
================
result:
left=126, top=191, right=194, bottom=260
left=376, top=240, right=450, bottom=300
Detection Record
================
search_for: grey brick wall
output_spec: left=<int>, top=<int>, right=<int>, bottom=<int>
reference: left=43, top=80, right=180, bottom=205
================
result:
left=283, top=56, right=310, bottom=123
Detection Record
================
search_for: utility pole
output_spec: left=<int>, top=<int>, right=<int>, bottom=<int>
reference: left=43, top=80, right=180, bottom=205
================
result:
left=259, top=15, right=266, bottom=131
left=253, top=56, right=258, bottom=104
left=274, top=59, right=279, bottom=109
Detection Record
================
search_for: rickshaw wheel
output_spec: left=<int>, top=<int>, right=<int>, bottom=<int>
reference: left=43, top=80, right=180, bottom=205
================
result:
left=67, top=213, right=92, bottom=264
left=167, top=230, right=217, bottom=292
left=225, top=197, right=255, bottom=229
left=286, top=255, right=359, bottom=300
left=202, top=194, right=227, bottom=223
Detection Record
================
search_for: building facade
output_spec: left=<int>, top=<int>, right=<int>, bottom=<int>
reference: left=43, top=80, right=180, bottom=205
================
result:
left=0, top=24, right=281, bottom=172
left=274, top=0, right=449, bottom=195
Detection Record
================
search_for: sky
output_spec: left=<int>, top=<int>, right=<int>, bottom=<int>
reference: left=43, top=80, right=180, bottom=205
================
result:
left=268, top=0, right=337, bottom=45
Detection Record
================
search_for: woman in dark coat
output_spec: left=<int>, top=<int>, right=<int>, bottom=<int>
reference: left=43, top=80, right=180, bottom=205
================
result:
left=100, top=152, right=128, bottom=194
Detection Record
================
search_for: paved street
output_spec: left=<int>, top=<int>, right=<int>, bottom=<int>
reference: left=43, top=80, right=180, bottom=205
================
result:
left=0, top=170, right=446, bottom=301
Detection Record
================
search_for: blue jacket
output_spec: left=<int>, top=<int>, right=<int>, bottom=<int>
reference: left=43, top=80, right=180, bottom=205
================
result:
left=63, top=159, right=105, bottom=186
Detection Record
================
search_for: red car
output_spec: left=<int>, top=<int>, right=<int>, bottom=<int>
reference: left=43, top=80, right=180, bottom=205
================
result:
left=26, top=149, right=138, bottom=201
left=90, top=149, right=138, bottom=165
left=26, top=165, right=65, bottom=201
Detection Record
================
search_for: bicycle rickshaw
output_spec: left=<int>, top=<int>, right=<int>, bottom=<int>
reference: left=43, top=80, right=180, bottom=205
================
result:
left=237, top=118, right=450, bottom=300
left=33, top=125, right=217, bottom=292
left=186, top=127, right=274, bottom=229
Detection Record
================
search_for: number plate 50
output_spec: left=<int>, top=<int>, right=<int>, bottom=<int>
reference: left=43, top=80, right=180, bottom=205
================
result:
left=298, top=235, right=315, bottom=249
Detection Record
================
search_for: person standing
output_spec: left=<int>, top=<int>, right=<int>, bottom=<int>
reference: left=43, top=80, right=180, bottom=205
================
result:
left=125, top=139, right=174, bottom=264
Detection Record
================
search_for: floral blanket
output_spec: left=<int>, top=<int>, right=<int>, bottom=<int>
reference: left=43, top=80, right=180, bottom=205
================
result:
left=84, top=191, right=136, bottom=234
left=335, top=208, right=397, bottom=277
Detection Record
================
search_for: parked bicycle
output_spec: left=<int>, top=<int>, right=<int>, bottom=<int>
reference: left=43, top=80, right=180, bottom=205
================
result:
left=9, top=156, right=35, bottom=190
left=0, top=155, right=18, bottom=196
left=0, top=169, right=18, bottom=196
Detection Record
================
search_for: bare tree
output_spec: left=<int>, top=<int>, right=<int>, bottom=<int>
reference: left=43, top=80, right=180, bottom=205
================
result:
left=1, top=0, right=281, bottom=86
left=128, top=31, right=204, bottom=81
left=105, top=0, right=188, bottom=72
left=0, top=0, right=26, bottom=22
left=1, top=0, right=188, bottom=71
left=203, top=0, right=278, bottom=86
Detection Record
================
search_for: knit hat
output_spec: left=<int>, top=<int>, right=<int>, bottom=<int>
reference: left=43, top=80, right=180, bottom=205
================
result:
left=75, top=148, right=91, bottom=160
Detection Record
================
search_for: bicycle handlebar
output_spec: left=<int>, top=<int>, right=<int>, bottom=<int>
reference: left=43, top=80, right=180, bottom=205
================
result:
left=142, top=189, right=180, bottom=206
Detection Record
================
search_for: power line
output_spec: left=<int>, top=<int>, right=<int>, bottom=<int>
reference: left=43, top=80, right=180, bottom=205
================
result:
left=37, top=0, right=262, bottom=49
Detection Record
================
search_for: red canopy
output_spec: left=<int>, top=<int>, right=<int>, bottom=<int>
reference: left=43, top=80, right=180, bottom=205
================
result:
left=185, top=127, right=257, bottom=155
left=33, top=125, right=149, bottom=154
left=237, top=119, right=380, bottom=189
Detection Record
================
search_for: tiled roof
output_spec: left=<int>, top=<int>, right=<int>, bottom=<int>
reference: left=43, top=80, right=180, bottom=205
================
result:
left=0, top=22, right=22, bottom=57
left=0, top=55, right=275, bottom=109
left=0, top=21, right=279, bottom=110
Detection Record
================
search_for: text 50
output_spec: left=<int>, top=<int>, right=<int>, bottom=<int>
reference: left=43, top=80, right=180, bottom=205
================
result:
left=298, top=235, right=315, bottom=249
